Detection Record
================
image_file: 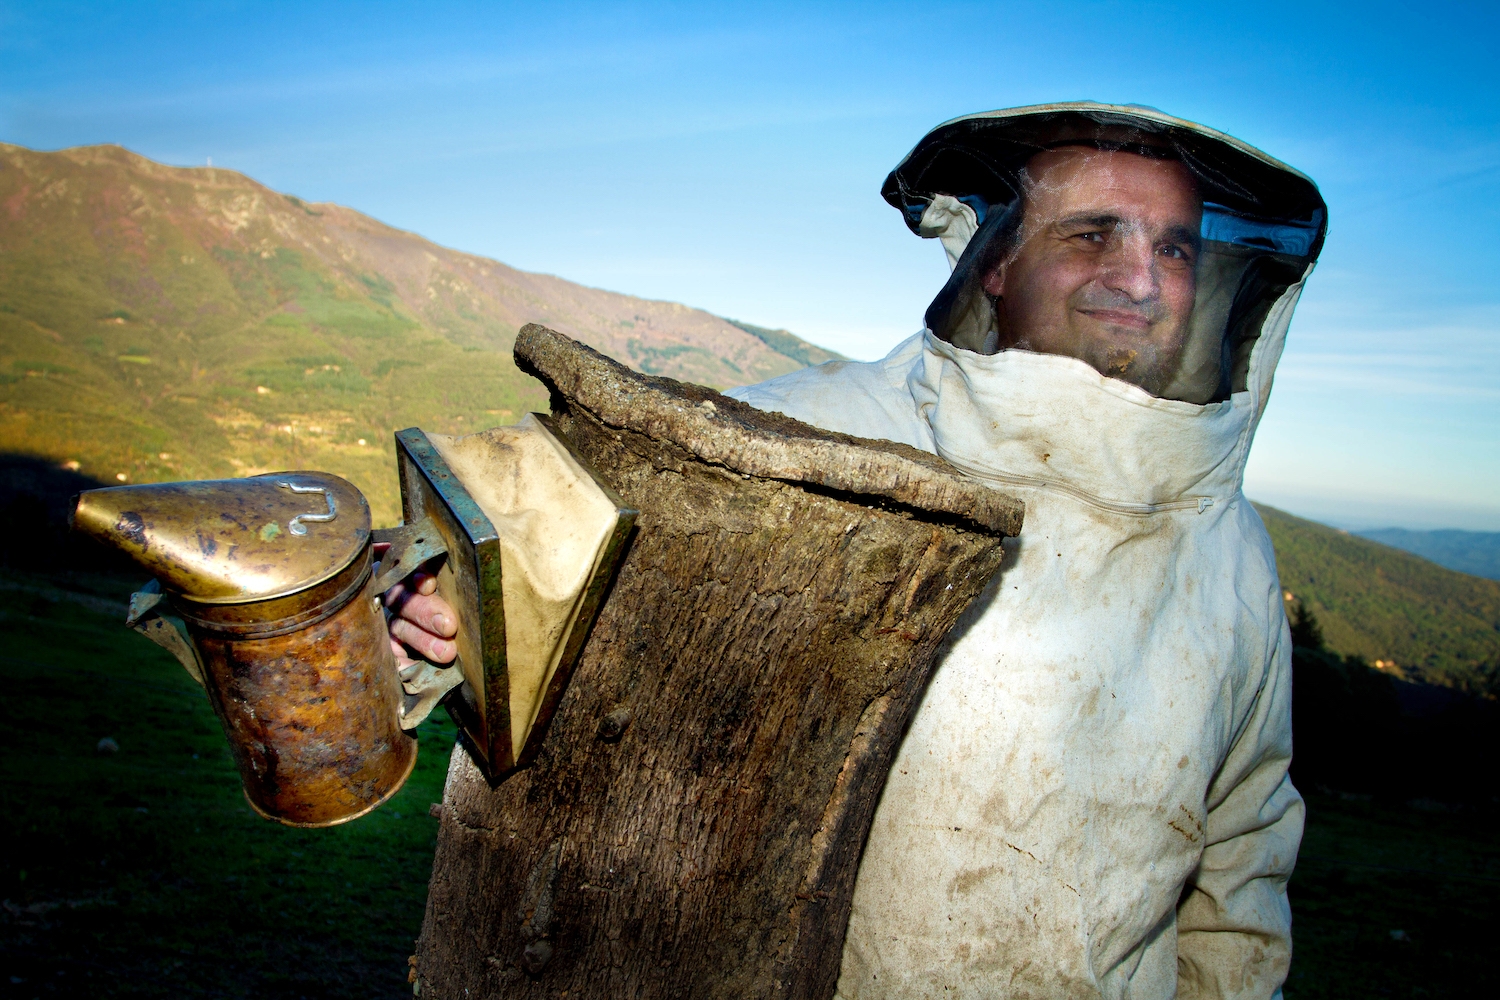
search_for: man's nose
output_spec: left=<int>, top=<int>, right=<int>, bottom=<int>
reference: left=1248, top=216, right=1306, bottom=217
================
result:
left=1101, top=233, right=1159, bottom=303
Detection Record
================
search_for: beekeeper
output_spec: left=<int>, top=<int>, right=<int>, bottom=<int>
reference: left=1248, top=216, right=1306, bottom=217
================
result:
left=384, top=103, right=1327, bottom=999
left=723, top=104, right=1327, bottom=999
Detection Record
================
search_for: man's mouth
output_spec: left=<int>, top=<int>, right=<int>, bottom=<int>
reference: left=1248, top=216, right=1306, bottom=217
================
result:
left=1079, top=308, right=1153, bottom=331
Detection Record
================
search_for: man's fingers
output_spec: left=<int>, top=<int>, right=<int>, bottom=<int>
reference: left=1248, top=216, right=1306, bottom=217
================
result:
left=390, top=591, right=456, bottom=637
left=389, top=617, right=457, bottom=664
left=380, top=575, right=438, bottom=608
left=379, top=554, right=455, bottom=665
left=379, top=561, right=439, bottom=607
left=390, top=635, right=419, bottom=670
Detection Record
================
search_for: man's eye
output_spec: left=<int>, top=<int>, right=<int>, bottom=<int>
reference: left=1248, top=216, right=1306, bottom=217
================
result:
left=1073, top=231, right=1106, bottom=244
left=1158, top=244, right=1193, bottom=261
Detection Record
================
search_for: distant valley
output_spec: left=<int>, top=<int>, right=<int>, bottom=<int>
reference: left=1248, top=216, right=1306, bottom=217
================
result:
left=1356, top=527, right=1500, bottom=582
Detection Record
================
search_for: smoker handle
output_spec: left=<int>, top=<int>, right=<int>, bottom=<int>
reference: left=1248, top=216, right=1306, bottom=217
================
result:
left=371, top=516, right=449, bottom=596
left=125, top=580, right=206, bottom=687
left=372, top=518, right=464, bottom=730
left=397, top=659, right=466, bottom=731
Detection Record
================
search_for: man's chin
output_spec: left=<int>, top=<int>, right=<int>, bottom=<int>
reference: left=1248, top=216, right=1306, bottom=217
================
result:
left=1082, top=342, right=1172, bottom=395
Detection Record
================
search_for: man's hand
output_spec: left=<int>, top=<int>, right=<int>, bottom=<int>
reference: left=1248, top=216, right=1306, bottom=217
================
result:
left=374, top=541, right=458, bottom=669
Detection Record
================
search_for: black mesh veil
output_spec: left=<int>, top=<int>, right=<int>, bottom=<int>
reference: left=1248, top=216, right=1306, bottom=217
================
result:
left=885, top=104, right=1327, bottom=403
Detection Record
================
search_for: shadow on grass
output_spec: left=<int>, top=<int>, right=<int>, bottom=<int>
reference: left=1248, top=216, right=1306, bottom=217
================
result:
left=1286, top=791, right=1499, bottom=998
left=0, top=588, right=455, bottom=999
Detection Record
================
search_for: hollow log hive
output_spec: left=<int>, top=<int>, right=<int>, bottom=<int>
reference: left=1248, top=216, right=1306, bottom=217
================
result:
left=415, top=325, right=1023, bottom=999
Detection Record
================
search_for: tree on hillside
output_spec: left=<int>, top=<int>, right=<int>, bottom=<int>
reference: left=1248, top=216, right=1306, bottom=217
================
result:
left=1290, top=600, right=1499, bottom=804
left=1288, top=598, right=1324, bottom=651
left=1457, top=656, right=1500, bottom=701
left=1289, top=601, right=1402, bottom=797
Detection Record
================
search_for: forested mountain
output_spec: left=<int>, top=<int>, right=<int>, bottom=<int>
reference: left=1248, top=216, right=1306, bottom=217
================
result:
left=1256, top=504, right=1500, bottom=690
left=1255, top=506, right=1498, bottom=801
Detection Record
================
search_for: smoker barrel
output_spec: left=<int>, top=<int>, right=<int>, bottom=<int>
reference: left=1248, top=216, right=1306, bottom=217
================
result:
left=71, top=472, right=415, bottom=827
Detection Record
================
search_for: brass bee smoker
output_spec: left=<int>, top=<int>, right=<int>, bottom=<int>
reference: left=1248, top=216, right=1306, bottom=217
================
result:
left=72, top=473, right=415, bottom=826
left=71, top=417, right=635, bottom=828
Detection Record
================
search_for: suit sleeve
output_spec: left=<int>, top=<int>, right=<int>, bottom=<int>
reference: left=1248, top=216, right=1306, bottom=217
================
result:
left=1176, top=618, right=1303, bottom=1000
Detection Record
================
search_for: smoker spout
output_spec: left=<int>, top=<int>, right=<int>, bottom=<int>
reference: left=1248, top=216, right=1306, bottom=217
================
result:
left=70, top=473, right=372, bottom=604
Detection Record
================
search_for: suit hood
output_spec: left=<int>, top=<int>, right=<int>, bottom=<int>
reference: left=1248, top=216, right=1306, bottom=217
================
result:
left=886, top=103, right=1327, bottom=408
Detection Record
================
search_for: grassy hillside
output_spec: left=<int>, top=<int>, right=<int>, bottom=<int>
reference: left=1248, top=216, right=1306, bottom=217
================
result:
left=1357, top=528, right=1500, bottom=582
left=0, top=142, right=830, bottom=524
left=1255, top=503, right=1500, bottom=688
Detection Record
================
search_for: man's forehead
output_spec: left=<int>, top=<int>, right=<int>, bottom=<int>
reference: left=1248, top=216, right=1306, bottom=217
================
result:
left=1021, top=146, right=1202, bottom=215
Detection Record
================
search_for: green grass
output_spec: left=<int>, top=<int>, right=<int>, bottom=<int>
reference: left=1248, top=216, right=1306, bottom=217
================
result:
left=1286, top=791, right=1499, bottom=998
left=0, top=579, right=454, bottom=998
left=0, top=142, right=835, bottom=526
left=0, top=143, right=567, bottom=524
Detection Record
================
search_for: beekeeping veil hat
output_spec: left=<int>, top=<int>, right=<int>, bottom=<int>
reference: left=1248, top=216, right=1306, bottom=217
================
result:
left=886, top=103, right=1327, bottom=404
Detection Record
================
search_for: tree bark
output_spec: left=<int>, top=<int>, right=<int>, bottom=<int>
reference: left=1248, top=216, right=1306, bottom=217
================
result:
left=415, top=326, right=1022, bottom=999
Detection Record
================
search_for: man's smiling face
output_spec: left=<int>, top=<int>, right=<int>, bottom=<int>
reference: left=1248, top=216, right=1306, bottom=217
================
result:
left=982, top=147, right=1202, bottom=395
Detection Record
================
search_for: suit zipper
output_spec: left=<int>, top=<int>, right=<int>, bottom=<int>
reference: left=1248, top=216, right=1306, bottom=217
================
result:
left=945, top=463, right=1216, bottom=517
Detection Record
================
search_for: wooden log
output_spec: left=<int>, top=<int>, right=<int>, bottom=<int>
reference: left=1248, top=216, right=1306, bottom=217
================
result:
left=414, top=325, right=1023, bottom=999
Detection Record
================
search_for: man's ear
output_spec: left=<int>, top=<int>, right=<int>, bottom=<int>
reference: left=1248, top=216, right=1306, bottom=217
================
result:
left=981, top=262, right=1006, bottom=298
left=982, top=263, right=1013, bottom=351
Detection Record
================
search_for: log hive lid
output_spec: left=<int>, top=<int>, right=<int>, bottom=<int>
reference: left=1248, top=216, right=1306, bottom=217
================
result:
left=514, top=323, right=1024, bottom=537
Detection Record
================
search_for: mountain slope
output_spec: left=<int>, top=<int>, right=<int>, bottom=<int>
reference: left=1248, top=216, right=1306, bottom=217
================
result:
left=1356, top=528, right=1500, bottom=582
left=1255, top=503, right=1500, bottom=685
left=0, top=142, right=833, bottom=523
left=723, top=318, right=843, bottom=368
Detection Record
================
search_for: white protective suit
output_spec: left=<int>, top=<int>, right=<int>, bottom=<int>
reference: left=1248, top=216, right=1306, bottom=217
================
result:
left=726, top=105, right=1326, bottom=1000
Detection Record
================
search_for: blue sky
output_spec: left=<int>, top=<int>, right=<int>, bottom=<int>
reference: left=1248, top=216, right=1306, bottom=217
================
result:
left=3, top=0, right=1498, bottom=529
